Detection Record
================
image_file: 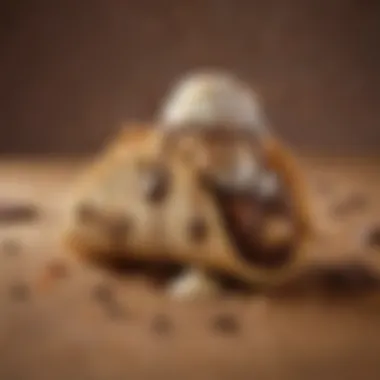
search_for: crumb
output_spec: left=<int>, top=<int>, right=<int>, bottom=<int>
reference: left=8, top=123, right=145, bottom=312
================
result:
left=92, top=283, right=126, bottom=319
left=211, top=313, right=240, bottom=334
left=9, top=282, right=29, bottom=301
left=46, top=260, right=70, bottom=279
left=0, top=202, right=39, bottom=224
left=92, top=283, right=113, bottom=303
left=321, top=262, right=378, bottom=293
left=76, top=203, right=98, bottom=224
left=151, top=314, right=173, bottom=335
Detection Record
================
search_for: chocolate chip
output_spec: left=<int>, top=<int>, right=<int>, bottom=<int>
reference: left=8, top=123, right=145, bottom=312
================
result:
left=366, top=226, right=380, bottom=249
left=92, top=283, right=113, bottom=303
left=46, top=260, right=69, bottom=279
left=9, top=282, right=29, bottom=301
left=2, top=238, right=21, bottom=256
left=211, top=313, right=239, bottom=334
left=107, top=216, right=131, bottom=241
left=92, top=283, right=126, bottom=319
left=140, top=163, right=170, bottom=204
left=76, top=203, right=98, bottom=224
left=333, top=193, right=368, bottom=216
left=151, top=314, right=173, bottom=335
left=212, top=190, right=292, bottom=269
left=188, top=217, right=209, bottom=243
left=321, top=262, right=378, bottom=293
left=0, top=202, right=39, bottom=224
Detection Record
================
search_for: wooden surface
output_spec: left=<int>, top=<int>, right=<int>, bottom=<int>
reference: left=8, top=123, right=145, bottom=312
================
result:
left=0, top=157, right=380, bottom=380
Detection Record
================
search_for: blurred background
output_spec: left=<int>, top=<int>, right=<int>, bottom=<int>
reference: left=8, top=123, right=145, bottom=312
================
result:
left=1, top=0, right=379, bottom=156
left=1, top=3, right=380, bottom=379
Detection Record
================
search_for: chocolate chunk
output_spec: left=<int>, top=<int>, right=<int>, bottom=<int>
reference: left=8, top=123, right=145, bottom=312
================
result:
left=0, top=202, right=39, bottom=224
left=211, top=313, right=240, bottom=334
left=188, top=216, right=209, bottom=243
left=46, top=260, right=70, bottom=279
left=92, top=283, right=126, bottom=319
left=151, top=314, right=173, bottom=335
left=213, top=191, right=293, bottom=269
left=140, top=163, right=170, bottom=204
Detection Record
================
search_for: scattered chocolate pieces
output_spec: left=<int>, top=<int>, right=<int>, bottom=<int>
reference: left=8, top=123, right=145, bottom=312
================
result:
left=151, top=314, right=173, bottom=335
left=211, top=313, right=240, bottom=334
left=92, top=283, right=126, bottom=319
left=321, top=262, right=379, bottom=293
left=366, top=225, right=380, bottom=249
left=188, top=216, right=209, bottom=243
left=0, top=202, right=39, bottom=224
left=333, top=193, right=368, bottom=216
left=2, top=238, right=21, bottom=256
left=9, top=282, right=30, bottom=301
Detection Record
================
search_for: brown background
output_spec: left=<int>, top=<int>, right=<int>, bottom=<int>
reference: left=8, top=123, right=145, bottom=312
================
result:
left=1, top=0, right=379, bottom=156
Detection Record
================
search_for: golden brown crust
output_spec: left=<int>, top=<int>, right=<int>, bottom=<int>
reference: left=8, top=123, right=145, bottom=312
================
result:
left=63, top=123, right=314, bottom=287
left=262, top=136, right=315, bottom=239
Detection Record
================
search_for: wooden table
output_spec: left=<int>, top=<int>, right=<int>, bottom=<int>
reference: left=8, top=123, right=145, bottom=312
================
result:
left=0, top=157, right=380, bottom=380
